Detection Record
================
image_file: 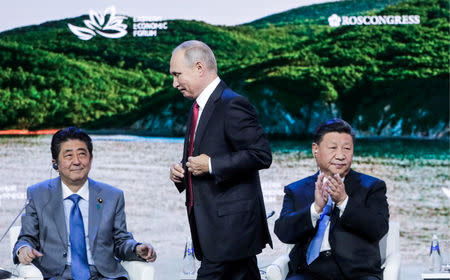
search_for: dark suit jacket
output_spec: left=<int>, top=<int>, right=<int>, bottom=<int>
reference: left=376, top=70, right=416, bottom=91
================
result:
left=175, top=81, right=273, bottom=262
left=13, top=177, right=143, bottom=279
left=274, top=169, right=389, bottom=279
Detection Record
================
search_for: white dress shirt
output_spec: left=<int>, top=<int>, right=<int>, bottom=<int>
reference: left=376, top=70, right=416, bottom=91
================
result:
left=62, top=181, right=94, bottom=265
left=310, top=176, right=348, bottom=252
left=193, top=76, right=221, bottom=174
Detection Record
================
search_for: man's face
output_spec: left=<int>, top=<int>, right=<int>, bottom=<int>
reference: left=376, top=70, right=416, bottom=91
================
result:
left=312, top=132, right=353, bottom=177
left=169, top=50, right=203, bottom=100
left=56, top=139, right=92, bottom=187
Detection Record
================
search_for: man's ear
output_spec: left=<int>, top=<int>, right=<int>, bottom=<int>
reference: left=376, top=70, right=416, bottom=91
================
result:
left=312, top=143, right=318, bottom=158
left=194, top=61, right=206, bottom=75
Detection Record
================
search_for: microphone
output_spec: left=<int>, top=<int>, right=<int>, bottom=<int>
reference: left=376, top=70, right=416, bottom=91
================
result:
left=0, top=199, right=30, bottom=243
left=0, top=199, right=31, bottom=279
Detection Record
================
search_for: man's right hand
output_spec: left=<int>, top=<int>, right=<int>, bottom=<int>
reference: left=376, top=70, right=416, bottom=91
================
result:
left=170, top=163, right=185, bottom=183
left=314, top=173, right=328, bottom=213
left=18, top=245, right=43, bottom=265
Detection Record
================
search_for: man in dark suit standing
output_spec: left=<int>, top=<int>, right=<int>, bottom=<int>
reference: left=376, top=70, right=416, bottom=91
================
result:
left=13, top=127, right=156, bottom=279
left=274, top=118, right=389, bottom=280
left=169, top=40, right=272, bottom=280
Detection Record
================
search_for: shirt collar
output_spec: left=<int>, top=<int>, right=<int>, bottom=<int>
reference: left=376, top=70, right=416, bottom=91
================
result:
left=61, top=179, right=89, bottom=201
left=195, top=77, right=220, bottom=109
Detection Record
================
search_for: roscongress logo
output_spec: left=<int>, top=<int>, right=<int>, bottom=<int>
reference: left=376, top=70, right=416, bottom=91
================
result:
left=68, top=6, right=127, bottom=40
left=328, top=14, right=420, bottom=27
left=68, top=6, right=168, bottom=40
left=328, top=14, right=341, bottom=28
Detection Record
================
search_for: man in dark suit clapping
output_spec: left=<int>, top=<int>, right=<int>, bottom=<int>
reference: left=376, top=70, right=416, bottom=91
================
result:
left=275, top=118, right=389, bottom=280
left=169, top=40, right=272, bottom=280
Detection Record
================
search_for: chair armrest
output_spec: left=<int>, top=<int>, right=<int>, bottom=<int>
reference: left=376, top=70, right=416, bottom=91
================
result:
left=15, top=263, right=43, bottom=280
left=383, top=251, right=401, bottom=280
left=121, top=260, right=155, bottom=280
left=266, top=254, right=290, bottom=280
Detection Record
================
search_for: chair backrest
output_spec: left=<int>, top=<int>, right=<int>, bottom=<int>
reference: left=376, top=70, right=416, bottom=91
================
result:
left=379, top=221, right=400, bottom=266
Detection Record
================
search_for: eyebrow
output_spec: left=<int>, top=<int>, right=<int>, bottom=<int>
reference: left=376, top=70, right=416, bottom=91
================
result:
left=63, top=148, right=88, bottom=153
left=327, top=141, right=352, bottom=146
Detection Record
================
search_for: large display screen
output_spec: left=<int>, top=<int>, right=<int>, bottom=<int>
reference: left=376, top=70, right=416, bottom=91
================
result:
left=0, top=1, right=448, bottom=278
left=0, top=0, right=448, bottom=137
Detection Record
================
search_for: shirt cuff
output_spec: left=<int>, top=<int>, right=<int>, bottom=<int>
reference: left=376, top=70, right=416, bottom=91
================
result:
left=337, top=196, right=349, bottom=217
left=310, top=203, right=321, bottom=228
left=134, top=242, right=142, bottom=256
left=208, top=158, right=212, bottom=174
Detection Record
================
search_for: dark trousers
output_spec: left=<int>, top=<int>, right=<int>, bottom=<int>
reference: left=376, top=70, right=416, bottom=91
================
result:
left=197, top=256, right=261, bottom=280
left=287, top=251, right=380, bottom=280
left=46, top=265, right=127, bottom=280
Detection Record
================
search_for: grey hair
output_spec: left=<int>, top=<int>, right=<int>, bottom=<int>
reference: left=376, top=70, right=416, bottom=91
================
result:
left=172, top=40, right=217, bottom=73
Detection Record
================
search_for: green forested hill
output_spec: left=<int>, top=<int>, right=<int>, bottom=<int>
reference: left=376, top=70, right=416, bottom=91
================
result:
left=247, top=0, right=406, bottom=27
left=0, top=18, right=293, bottom=133
left=0, top=0, right=448, bottom=137
left=237, top=0, right=449, bottom=135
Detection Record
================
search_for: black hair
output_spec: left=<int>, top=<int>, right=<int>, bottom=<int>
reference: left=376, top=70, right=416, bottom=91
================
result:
left=313, top=118, right=355, bottom=144
left=51, top=127, right=93, bottom=161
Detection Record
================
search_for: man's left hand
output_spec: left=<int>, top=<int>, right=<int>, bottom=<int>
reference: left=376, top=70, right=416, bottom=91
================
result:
left=186, top=154, right=210, bottom=176
left=327, top=174, right=347, bottom=205
left=136, top=243, right=157, bottom=262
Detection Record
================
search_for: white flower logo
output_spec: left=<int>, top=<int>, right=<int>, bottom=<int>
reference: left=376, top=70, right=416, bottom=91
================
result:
left=328, top=14, right=341, bottom=28
left=68, top=6, right=128, bottom=40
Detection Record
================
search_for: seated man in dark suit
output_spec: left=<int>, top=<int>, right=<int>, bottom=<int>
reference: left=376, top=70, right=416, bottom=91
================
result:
left=274, top=118, right=389, bottom=280
left=13, top=127, right=156, bottom=280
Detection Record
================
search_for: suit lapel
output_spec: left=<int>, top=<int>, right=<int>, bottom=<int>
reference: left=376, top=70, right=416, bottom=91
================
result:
left=306, top=172, right=319, bottom=205
left=343, top=169, right=358, bottom=197
left=193, top=81, right=226, bottom=155
left=47, top=178, right=68, bottom=248
left=88, top=178, right=103, bottom=250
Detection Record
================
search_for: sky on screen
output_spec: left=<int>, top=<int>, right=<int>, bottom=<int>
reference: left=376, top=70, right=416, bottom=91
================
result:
left=0, top=0, right=338, bottom=32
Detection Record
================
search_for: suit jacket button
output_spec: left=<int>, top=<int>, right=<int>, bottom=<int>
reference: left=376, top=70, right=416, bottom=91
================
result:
left=63, top=252, right=67, bottom=257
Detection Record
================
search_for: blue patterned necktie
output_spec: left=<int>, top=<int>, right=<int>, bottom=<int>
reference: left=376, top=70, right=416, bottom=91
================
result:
left=306, top=198, right=333, bottom=265
left=67, top=194, right=90, bottom=280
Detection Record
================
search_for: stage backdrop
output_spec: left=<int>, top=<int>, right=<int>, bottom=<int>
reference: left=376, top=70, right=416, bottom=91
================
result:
left=0, top=0, right=448, bottom=137
left=0, top=1, right=449, bottom=278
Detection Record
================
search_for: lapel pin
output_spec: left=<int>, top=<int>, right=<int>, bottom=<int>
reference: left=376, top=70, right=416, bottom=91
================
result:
left=97, top=198, right=103, bottom=209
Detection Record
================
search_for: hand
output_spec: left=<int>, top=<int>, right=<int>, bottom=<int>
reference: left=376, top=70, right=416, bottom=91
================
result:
left=18, top=245, right=43, bottom=265
left=136, top=243, right=157, bottom=262
left=170, top=163, right=184, bottom=183
left=186, top=154, right=210, bottom=176
left=327, top=174, right=347, bottom=205
left=314, top=173, right=328, bottom=213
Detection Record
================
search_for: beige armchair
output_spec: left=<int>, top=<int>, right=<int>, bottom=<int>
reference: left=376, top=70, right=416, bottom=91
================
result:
left=9, top=226, right=155, bottom=280
left=266, top=221, right=401, bottom=280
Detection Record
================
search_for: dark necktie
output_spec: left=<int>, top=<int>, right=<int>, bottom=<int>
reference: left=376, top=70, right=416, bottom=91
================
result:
left=306, top=198, right=333, bottom=265
left=67, top=194, right=90, bottom=280
left=187, top=102, right=199, bottom=213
